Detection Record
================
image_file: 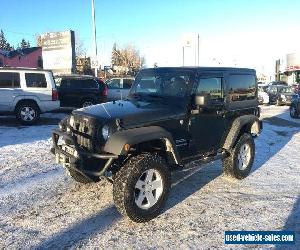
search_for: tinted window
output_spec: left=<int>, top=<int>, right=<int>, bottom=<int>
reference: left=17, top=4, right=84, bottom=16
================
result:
left=70, top=79, right=83, bottom=89
left=196, top=77, right=222, bottom=100
left=123, top=79, right=133, bottom=89
left=0, top=72, right=20, bottom=88
left=228, top=75, right=256, bottom=102
left=84, top=79, right=98, bottom=88
left=60, top=79, right=70, bottom=88
left=25, top=73, right=47, bottom=88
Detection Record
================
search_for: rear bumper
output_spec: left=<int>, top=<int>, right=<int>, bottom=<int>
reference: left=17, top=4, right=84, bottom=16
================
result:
left=52, top=128, right=118, bottom=177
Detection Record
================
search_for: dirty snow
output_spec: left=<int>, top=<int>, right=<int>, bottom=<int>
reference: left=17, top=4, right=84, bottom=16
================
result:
left=0, top=106, right=299, bottom=249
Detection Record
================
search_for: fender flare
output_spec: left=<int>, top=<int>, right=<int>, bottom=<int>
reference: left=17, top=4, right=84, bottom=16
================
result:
left=223, top=115, right=262, bottom=150
left=103, top=126, right=181, bottom=164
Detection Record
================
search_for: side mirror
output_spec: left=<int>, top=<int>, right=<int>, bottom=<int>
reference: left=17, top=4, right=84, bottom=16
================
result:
left=194, top=95, right=211, bottom=107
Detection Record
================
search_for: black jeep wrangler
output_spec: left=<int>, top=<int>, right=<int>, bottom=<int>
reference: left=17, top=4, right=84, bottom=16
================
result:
left=52, top=67, right=262, bottom=222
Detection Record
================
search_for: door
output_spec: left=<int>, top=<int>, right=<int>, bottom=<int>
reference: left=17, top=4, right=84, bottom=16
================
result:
left=189, top=75, right=227, bottom=154
left=0, top=72, right=21, bottom=112
left=121, top=78, right=134, bottom=99
left=107, top=78, right=121, bottom=101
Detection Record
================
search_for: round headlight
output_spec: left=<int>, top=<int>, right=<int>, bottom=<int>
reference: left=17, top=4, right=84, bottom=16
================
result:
left=69, top=115, right=75, bottom=127
left=102, top=125, right=110, bottom=140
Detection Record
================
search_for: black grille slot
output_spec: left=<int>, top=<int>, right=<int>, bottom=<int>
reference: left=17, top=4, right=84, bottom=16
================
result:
left=71, top=115, right=98, bottom=151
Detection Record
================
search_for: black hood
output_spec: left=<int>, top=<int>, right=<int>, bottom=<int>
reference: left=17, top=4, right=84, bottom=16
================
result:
left=72, top=99, right=186, bottom=127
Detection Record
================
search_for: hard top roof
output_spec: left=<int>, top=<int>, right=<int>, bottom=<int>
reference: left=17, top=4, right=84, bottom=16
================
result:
left=0, top=67, right=52, bottom=72
left=141, top=66, right=256, bottom=74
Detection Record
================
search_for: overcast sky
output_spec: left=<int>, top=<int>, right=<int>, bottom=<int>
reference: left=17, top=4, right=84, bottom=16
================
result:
left=1, top=0, right=300, bottom=75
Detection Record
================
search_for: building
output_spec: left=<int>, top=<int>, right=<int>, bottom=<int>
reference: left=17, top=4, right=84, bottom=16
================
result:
left=0, top=47, right=42, bottom=68
left=275, top=53, right=300, bottom=84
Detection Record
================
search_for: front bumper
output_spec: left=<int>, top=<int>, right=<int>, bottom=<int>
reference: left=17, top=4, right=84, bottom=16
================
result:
left=52, top=128, right=118, bottom=178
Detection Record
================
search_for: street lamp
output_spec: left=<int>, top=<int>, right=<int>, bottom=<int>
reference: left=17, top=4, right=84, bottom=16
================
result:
left=91, top=0, right=98, bottom=76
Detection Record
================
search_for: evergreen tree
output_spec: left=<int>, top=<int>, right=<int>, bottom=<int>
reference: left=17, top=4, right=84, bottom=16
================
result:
left=0, top=30, right=13, bottom=51
left=19, top=39, right=30, bottom=49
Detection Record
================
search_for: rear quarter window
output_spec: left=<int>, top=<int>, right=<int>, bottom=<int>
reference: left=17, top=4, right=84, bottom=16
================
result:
left=25, top=73, right=47, bottom=88
left=228, top=74, right=256, bottom=102
left=0, top=72, right=20, bottom=88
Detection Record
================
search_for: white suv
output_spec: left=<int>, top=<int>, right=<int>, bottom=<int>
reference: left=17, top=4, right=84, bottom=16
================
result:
left=0, top=68, right=60, bottom=125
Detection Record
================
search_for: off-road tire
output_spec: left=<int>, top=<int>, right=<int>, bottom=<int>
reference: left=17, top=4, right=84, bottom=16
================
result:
left=16, top=101, right=40, bottom=125
left=113, top=153, right=171, bottom=223
left=290, top=104, right=299, bottom=118
left=222, top=133, right=255, bottom=179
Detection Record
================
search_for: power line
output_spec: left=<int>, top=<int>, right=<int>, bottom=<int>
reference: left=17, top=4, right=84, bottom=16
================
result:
left=1, top=28, right=36, bottom=37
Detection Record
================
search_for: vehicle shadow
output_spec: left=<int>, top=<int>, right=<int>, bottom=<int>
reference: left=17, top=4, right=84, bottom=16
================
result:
left=275, top=195, right=300, bottom=249
left=35, top=205, right=121, bottom=249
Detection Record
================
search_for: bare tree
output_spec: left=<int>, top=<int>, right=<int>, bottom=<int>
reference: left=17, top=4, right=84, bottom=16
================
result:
left=75, top=33, right=86, bottom=57
left=111, top=43, right=144, bottom=75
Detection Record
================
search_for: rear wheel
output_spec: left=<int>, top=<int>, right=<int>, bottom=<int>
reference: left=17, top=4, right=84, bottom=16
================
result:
left=290, top=105, right=299, bottom=118
left=113, top=153, right=171, bottom=223
left=16, top=102, right=40, bottom=125
left=222, top=133, right=255, bottom=179
left=81, top=99, right=95, bottom=108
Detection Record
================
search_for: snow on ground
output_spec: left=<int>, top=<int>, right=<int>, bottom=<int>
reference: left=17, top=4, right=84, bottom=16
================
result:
left=0, top=107, right=299, bottom=249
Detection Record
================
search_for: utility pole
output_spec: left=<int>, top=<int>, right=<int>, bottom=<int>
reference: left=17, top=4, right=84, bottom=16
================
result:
left=197, top=34, right=200, bottom=66
left=91, top=0, right=98, bottom=77
left=182, top=46, right=185, bottom=66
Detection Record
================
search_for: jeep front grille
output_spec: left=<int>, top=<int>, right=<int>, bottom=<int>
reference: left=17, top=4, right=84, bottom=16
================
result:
left=70, top=115, right=97, bottom=151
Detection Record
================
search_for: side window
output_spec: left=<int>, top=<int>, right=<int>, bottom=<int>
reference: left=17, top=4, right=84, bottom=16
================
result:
left=84, top=79, right=98, bottom=88
left=107, top=79, right=121, bottom=89
left=196, top=77, right=222, bottom=100
left=123, top=79, right=133, bottom=89
left=25, top=73, right=47, bottom=88
left=70, top=79, right=83, bottom=89
left=60, top=79, right=70, bottom=88
left=0, top=72, right=20, bottom=88
left=228, top=75, right=256, bottom=102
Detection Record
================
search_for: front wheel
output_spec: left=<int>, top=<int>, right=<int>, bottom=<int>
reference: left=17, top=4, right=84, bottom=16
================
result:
left=222, top=133, right=255, bottom=179
left=113, top=153, right=171, bottom=223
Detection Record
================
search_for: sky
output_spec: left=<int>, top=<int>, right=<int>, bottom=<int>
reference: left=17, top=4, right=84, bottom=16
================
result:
left=1, top=0, right=300, bottom=77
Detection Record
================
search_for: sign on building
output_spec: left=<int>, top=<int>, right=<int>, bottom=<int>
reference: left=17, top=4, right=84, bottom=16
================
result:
left=38, top=30, right=76, bottom=75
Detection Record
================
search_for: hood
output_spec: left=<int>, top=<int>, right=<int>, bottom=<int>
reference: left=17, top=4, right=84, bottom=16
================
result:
left=72, top=99, right=185, bottom=127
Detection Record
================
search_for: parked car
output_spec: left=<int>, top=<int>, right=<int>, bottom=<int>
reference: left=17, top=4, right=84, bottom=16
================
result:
left=105, top=77, right=134, bottom=101
left=290, top=96, right=300, bottom=118
left=52, top=67, right=262, bottom=222
left=55, top=75, right=107, bottom=108
left=0, top=67, right=60, bottom=125
left=268, top=81, right=288, bottom=86
left=267, top=85, right=296, bottom=105
left=258, top=83, right=269, bottom=105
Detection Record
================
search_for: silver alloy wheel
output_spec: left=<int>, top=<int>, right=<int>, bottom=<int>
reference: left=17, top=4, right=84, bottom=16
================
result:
left=134, top=169, right=163, bottom=209
left=237, top=143, right=251, bottom=170
left=291, top=106, right=296, bottom=116
left=20, top=106, right=36, bottom=121
left=82, top=101, right=93, bottom=107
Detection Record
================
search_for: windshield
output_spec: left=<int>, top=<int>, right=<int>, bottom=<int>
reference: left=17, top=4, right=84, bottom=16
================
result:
left=279, top=87, right=292, bottom=93
left=129, top=69, right=195, bottom=99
